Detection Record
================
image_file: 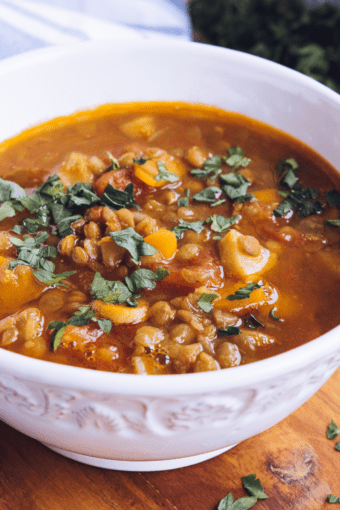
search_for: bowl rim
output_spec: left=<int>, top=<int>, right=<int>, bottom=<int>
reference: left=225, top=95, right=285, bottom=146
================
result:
left=1, top=38, right=340, bottom=396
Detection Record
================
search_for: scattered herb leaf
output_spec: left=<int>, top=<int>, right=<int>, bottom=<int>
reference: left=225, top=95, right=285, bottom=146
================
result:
left=177, top=189, right=190, bottom=207
left=193, top=186, right=223, bottom=203
left=155, top=161, right=179, bottom=183
left=191, top=155, right=222, bottom=179
left=172, top=219, right=206, bottom=239
left=196, top=292, right=219, bottom=313
left=227, top=283, right=261, bottom=301
left=109, top=227, right=157, bottom=263
left=269, top=307, right=284, bottom=322
left=225, top=147, right=251, bottom=170
left=218, top=326, right=241, bottom=336
left=327, top=420, right=340, bottom=439
left=206, top=214, right=239, bottom=233
left=242, top=474, right=268, bottom=500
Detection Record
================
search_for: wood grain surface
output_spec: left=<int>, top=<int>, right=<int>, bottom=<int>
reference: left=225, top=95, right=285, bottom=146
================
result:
left=1, top=368, right=340, bottom=510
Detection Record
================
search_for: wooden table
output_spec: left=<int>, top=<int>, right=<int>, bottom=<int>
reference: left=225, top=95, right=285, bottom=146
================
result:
left=0, top=368, right=340, bottom=510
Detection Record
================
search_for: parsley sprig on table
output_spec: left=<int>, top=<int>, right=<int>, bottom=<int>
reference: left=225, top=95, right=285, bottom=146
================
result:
left=218, top=474, right=268, bottom=509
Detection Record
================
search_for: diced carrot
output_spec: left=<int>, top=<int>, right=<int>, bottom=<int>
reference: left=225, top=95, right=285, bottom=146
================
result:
left=144, top=229, right=177, bottom=259
left=134, top=154, right=184, bottom=188
left=93, top=299, right=149, bottom=325
left=213, top=280, right=278, bottom=315
left=252, top=189, right=281, bottom=203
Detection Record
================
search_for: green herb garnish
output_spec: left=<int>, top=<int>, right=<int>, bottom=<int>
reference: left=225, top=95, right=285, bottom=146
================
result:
left=242, top=474, right=268, bottom=500
left=327, top=420, right=340, bottom=439
left=109, top=227, right=157, bottom=263
left=155, top=161, right=179, bottom=183
left=191, top=155, right=222, bottom=179
left=327, top=494, right=340, bottom=504
left=227, top=283, right=261, bottom=301
left=177, top=189, right=190, bottom=207
left=218, top=326, right=241, bottom=336
left=206, top=214, right=239, bottom=233
left=225, top=147, right=251, bottom=170
left=269, top=307, right=283, bottom=322
left=244, top=314, right=264, bottom=330
left=196, top=292, right=219, bottom=313
left=172, top=219, right=206, bottom=239
left=101, top=183, right=140, bottom=211
left=193, top=186, right=223, bottom=203
left=220, top=173, right=254, bottom=203
left=217, top=493, right=257, bottom=510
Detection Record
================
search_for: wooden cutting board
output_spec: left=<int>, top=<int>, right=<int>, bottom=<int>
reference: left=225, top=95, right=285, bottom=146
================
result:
left=0, top=368, right=340, bottom=510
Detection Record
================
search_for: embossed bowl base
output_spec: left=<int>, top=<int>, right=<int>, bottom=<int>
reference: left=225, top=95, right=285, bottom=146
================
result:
left=42, top=443, right=236, bottom=471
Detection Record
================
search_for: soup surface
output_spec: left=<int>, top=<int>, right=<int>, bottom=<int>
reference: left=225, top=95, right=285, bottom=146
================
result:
left=0, top=102, right=340, bottom=374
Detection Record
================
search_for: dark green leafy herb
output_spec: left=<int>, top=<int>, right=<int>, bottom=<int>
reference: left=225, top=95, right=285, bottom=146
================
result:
left=177, top=189, right=190, bottom=207
left=191, top=155, right=222, bottom=179
left=101, top=183, right=140, bottom=211
left=109, top=227, right=157, bottom=263
left=274, top=187, right=322, bottom=217
left=8, top=232, right=56, bottom=270
left=155, top=161, right=179, bottom=183
left=225, top=147, right=251, bottom=170
left=12, top=225, right=23, bottom=235
left=155, top=267, right=170, bottom=282
left=227, top=283, right=261, bottom=301
left=34, top=269, right=76, bottom=287
left=325, top=219, right=340, bottom=227
left=269, top=307, right=284, bottom=322
left=49, top=203, right=82, bottom=238
left=218, top=326, right=241, bottom=336
left=0, top=178, right=27, bottom=221
left=217, top=493, right=257, bottom=510
left=107, top=151, right=119, bottom=170
left=244, top=314, right=264, bottom=330
left=47, top=321, right=67, bottom=351
left=90, top=271, right=132, bottom=304
left=172, top=219, right=206, bottom=239
left=193, top=186, right=223, bottom=203
left=133, top=156, right=150, bottom=165
left=189, top=0, right=340, bottom=94
left=242, top=474, right=268, bottom=500
left=326, top=190, right=340, bottom=207
left=125, top=268, right=162, bottom=292
left=327, top=494, right=340, bottom=503
left=326, top=420, right=340, bottom=439
left=220, top=173, right=254, bottom=203
left=196, top=292, right=219, bottom=313
left=206, top=214, right=239, bottom=233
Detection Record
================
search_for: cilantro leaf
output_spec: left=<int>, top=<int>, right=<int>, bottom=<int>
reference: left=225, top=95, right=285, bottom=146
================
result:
left=155, top=161, right=179, bottom=183
left=47, top=321, right=67, bottom=351
left=242, top=474, right=268, bottom=500
left=0, top=201, right=17, bottom=222
left=191, top=155, right=222, bottom=179
left=155, top=267, right=170, bottom=281
left=95, top=318, right=112, bottom=333
left=335, top=441, right=340, bottom=452
left=125, top=268, right=160, bottom=292
left=49, top=203, right=82, bottom=238
left=133, top=156, right=150, bottom=165
left=34, top=269, right=76, bottom=287
left=193, top=186, right=223, bottom=203
left=326, top=190, right=340, bottom=207
left=220, top=173, right=254, bottom=203
left=177, top=189, right=190, bottom=207
left=206, top=214, right=239, bottom=233
left=225, top=147, right=251, bottom=170
left=227, top=283, right=261, bottom=301
left=172, top=219, right=205, bottom=239
left=0, top=178, right=28, bottom=221
left=218, top=326, right=241, bottom=336
left=325, top=219, right=340, bottom=227
left=244, top=314, right=264, bottom=330
left=326, top=420, right=340, bottom=439
left=196, top=292, right=218, bottom=313
left=91, top=271, right=132, bottom=304
left=274, top=187, right=322, bottom=217
left=217, top=493, right=258, bottom=510
left=269, top=307, right=283, bottom=322
left=101, top=183, right=140, bottom=211
left=68, top=305, right=95, bottom=327
left=107, top=151, right=119, bottom=170
left=327, top=494, right=340, bottom=503
left=109, top=227, right=157, bottom=263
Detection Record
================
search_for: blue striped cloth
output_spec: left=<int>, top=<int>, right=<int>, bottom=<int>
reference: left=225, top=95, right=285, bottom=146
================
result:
left=0, top=0, right=191, bottom=60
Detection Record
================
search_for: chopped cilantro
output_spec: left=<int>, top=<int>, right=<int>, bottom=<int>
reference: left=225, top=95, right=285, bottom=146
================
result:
left=193, top=186, right=223, bottom=203
left=177, top=189, right=190, bottom=207
left=274, top=187, right=322, bottom=217
left=101, top=183, right=140, bottom=211
left=49, top=203, right=82, bottom=238
left=244, top=314, right=264, bottom=330
left=242, top=474, right=268, bottom=500
left=327, top=494, right=340, bottom=504
left=335, top=441, right=340, bottom=452
left=0, top=178, right=27, bottom=221
left=109, top=227, right=157, bottom=263
left=196, top=292, right=218, bottom=313
left=172, top=219, right=205, bottom=239
left=34, top=269, right=76, bottom=287
left=220, top=172, right=254, bottom=203
left=191, top=155, right=222, bottom=179
left=218, top=326, right=241, bottom=336
left=91, top=272, right=132, bottom=304
left=217, top=493, right=257, bottom=510
left=326, top=420, right=340, bottom=439
left=326, top=190, right=340, bottom=207
left=48, top=321, right=67, bottom=351
left=107, top=151, right=119, bottom=170
left=155, top=267, right=170, bottom=281
left=155, top=161, right=179, bottom=183
left=225, top=147, right=251, bottom=170
left=133, top=156, right=150, bottom=165
left=325, top=219, right=340, bottom=227
left=125, top=268, right=162, bottom=292
left=227, top=283, right=261, bottom=301
left=12, top=225, right=23, bottom=235
left=206, top=214, right=239, bottom=233
left=269, top=307, right=283, bottom=322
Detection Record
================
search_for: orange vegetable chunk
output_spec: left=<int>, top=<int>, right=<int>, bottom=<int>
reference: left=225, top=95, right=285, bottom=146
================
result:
left=144, top=229, right=177, bottom=259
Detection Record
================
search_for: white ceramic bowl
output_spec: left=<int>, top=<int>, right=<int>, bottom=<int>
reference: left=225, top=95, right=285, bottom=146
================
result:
left=1, top=38, right=340, bottom=472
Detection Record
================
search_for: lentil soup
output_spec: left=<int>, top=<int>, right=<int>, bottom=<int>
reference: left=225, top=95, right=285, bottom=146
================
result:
left=0, top=102, right=340, bottom=374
